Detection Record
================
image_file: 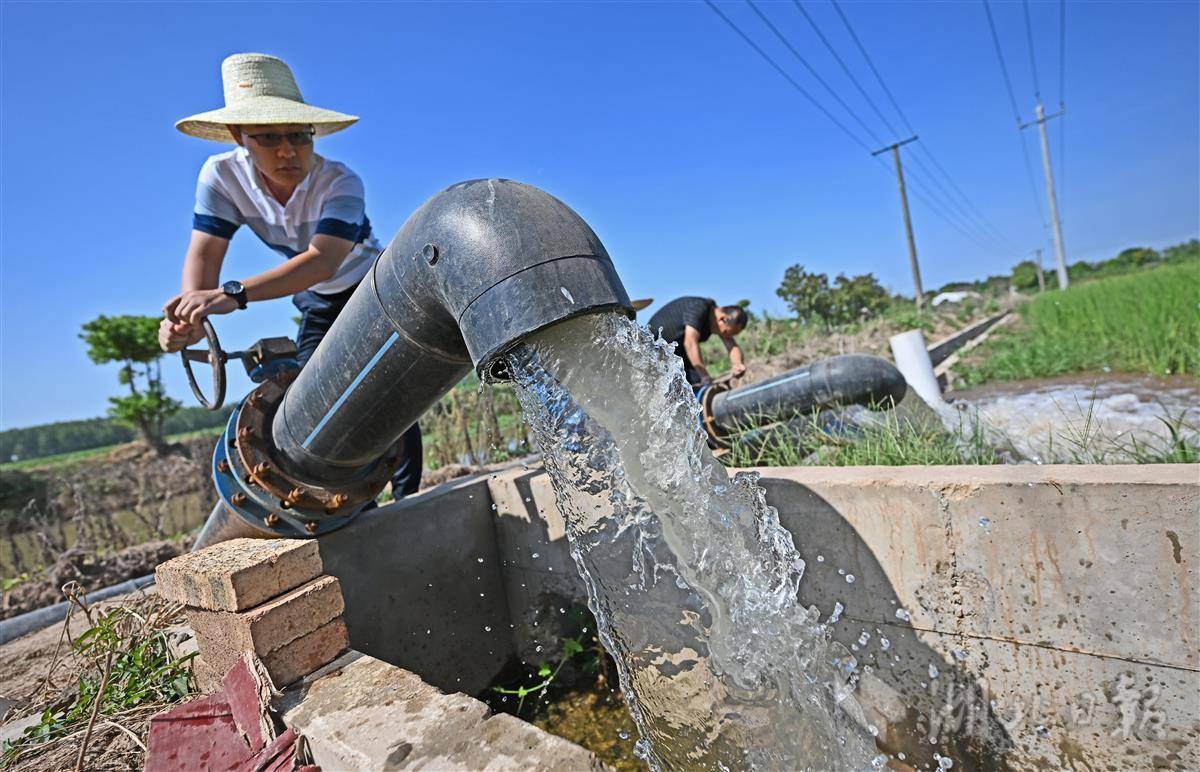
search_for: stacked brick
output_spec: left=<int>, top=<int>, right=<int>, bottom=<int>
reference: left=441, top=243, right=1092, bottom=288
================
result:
left=155, top=538, right=349, bottom=689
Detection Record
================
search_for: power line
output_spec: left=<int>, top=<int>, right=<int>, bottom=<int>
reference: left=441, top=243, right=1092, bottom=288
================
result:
left=1021, top=0, right=1042, bottom=102
left=822, top=0, right=1022, bottom=253
left=704, top=0, right=1002, bottom=253
left=745, top=0, right=886, bottom=148
left=753, top=0, right=1010, bottom=249
left=703, top=0, right=873, bottom=153
left=797, top=0, right=900, bottom=138
left=983, top=0, right=1048, bottom=231
left=983, top=0, right=1024, bottom=124
left=828, top=0, right=909, bottom=136
left=1058, top=0, right=1066, bottom=229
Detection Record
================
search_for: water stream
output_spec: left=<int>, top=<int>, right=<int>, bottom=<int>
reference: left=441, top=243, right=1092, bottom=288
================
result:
left=504, top=313, right=875, bottom=771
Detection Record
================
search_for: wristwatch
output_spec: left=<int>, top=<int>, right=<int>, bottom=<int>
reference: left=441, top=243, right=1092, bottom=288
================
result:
left=222, top=280, right=248, bottom=310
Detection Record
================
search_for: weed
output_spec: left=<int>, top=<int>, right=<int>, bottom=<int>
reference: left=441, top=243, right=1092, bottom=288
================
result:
left=724, top=409, right=1001, bottom=467
left=491, top=635, right=586, bottom=716
left=1, top=589, right=194, bottom=769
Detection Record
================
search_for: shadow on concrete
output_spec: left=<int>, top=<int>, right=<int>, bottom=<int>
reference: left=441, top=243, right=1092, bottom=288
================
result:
left=763, top=477, right=1016, bottom=770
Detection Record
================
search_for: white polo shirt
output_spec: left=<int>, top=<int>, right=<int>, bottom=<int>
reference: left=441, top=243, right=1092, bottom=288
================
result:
left=192, top=147, right=382, bottom=294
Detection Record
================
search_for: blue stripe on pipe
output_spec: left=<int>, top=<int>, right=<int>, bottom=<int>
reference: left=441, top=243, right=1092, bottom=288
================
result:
left=302, top=331, right=399, bottom=449
left=724, top=370, right=810, bottom=402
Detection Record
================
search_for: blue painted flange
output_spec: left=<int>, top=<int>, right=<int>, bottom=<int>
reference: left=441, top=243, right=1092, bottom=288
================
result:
left=211, top=397, right=360, bottom=539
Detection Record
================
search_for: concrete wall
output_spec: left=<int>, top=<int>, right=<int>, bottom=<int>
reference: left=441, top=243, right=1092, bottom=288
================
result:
left=750, top=465, right=1198, bottom=770
left=316, top=473, right=515, bottom=696
left=317, top=463, right=1199, bottom=770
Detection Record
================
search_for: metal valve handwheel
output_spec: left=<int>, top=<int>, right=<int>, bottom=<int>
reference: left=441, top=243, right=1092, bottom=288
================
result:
left=181, top=318, right=228, bottom=411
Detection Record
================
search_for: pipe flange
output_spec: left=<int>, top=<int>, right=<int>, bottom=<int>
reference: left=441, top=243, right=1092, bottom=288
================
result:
left=212, top=371, right=402, bottom=538
left=698, top=381, right=732, bottom=449
left=233, top=372, right=401, bottom=517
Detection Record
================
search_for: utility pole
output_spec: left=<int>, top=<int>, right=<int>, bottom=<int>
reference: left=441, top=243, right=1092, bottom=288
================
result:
left=1021, top=103, right=1068, bottom=289
left=872, top=136, right=924, bottom=309
left=1033, top=248, right=1045, bottom=293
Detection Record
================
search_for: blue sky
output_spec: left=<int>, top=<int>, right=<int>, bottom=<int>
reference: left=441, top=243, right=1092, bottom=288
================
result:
left=2, top=0, right=1197, bottom=429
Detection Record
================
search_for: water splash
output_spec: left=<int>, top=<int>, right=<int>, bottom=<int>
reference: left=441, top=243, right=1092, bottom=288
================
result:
left=504, top=313, right=872, bottom=770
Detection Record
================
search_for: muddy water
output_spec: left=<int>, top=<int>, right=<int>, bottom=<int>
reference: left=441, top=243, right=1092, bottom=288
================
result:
left=949, top=374, right=1198, bottom=463
left=506, top=313, right=874, bottom=771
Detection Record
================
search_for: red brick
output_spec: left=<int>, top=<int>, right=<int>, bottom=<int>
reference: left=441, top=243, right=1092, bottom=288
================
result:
left=155, top=538, right=322, bottom=612
left=262, top=617, right=349, bottom=686
left=192, top=656, right=226, bottom=694
left=192, top=617, right=349, bottom=689
left=188, top=576, right=344, bottom=658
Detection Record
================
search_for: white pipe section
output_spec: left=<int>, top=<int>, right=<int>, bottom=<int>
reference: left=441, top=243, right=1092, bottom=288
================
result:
left=889, top=329, right=943, bottom=407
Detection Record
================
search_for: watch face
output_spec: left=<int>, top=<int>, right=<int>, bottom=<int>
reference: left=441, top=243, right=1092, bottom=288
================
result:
left=223, top=280, right=245, bottom=295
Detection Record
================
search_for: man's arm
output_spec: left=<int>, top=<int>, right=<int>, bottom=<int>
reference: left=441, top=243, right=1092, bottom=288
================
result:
left=722, top=336, right=746, bottom=377
left=682, top=326, right=711, bottom=383
left=159, top=231, right=229, bottom=352
left=164, top=234, right=356, bottom=327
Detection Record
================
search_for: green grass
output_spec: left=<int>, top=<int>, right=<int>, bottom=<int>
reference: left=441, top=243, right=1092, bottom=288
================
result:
left=724, top=410, right=1001, bottom=467
left=959, top=262, right=1200, bottom=386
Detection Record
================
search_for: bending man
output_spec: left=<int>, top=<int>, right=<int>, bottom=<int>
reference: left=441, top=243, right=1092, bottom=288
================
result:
left=648, top=297, right=748, bottom=389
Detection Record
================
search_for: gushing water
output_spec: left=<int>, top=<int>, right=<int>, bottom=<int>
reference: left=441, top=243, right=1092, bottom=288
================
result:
left=504, top=313, right=874, bottom=771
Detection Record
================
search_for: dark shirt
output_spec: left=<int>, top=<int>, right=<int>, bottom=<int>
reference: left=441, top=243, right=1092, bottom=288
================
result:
left=648, top=296, right=716, bottom=347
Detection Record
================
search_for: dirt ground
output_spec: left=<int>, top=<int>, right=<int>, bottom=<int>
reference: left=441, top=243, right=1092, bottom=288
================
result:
left=0, top=588, right=180, bottom=771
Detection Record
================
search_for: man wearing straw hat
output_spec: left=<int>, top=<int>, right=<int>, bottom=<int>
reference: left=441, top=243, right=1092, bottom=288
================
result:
left=158, top=52, right=422, bottom=497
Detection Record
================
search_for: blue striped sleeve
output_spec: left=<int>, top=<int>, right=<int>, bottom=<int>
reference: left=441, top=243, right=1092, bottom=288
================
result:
left=194, top=160, right=242, bottom=239
left=193, top=213, right=239, bottom=239
left=314, top=217, right=362, bottom=241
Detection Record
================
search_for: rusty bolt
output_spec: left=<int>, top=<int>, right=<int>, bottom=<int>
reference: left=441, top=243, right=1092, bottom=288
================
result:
left=288, top=486, right=306, bottom=501
left=304, top=521, right=318, bottom=534
left=253, top=462, right=270, bottom=476
left=330, top=493, right=349, bottom=508
left=216, top=459, right=230, bottom=473
left=247, top=391, right=262, bottom=407
left=238, top=427, right=254, bottom=441
left=230, top=492, right=247, bottom=506
left=244, top=474, right=257, bottom=486
left=264, top=513, right=281, bottom=527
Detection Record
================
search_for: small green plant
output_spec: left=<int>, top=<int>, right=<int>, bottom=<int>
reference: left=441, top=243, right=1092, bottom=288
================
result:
left=2, top=591, right=194, bottom=768
left=491, top=635, right=585, bottom=716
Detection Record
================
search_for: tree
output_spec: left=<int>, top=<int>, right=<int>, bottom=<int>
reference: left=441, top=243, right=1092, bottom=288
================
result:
left=80, top=315, right=181, bottom=453
left=826, top=273, right=889, bottom=325
left=776, top=265, right=830, bottom=321
left=1113, top=246, right=1159, bottom=268
left=1010, top=260, right=1040, bottom=291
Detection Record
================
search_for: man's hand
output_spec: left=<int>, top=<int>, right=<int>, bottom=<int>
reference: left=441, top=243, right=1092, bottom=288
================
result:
left=164, top=289, right=238, bottom=327
left=158, top=317, right=204, bottom=353
left=730, top=363, right=746, bottom=378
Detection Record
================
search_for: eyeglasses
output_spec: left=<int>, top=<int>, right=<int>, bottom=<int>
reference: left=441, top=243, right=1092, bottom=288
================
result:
left=244, top=129, right=315, bottom=148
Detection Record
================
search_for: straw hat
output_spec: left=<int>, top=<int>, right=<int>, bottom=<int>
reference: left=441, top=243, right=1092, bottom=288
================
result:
left=176, top=53, right=358, bottom=142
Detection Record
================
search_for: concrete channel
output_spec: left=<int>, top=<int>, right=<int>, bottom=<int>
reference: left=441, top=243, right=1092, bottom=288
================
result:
left=283, top=461, right=1198, bottom=770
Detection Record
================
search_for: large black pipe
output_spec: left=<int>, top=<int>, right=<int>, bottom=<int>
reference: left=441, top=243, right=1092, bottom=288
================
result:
left=707, top=354, right=906, bottom=436
left=270, top=179, right=631, bottom=487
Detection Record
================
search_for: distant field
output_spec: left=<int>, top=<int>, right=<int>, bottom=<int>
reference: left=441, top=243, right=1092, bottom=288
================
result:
left=1, top=426, right=223, bottom=472
left=959, top=262, right=1199, bottom=386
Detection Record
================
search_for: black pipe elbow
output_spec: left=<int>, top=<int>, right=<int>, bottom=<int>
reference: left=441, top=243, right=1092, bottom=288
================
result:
left=270, top=179, right=632, bottom=488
